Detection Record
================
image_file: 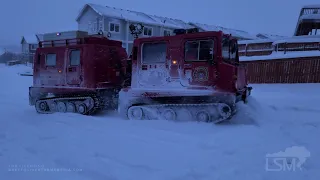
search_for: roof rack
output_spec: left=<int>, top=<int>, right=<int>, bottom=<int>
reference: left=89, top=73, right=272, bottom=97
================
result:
left=39, top=30, right=105, bottom=48
left=173, top=28, right=199, bottom=35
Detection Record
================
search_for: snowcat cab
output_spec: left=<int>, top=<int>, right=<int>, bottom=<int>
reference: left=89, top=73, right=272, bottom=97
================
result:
left=118, top=28, right=252, bottom=123
left=29, top=30, right=128, bottom=115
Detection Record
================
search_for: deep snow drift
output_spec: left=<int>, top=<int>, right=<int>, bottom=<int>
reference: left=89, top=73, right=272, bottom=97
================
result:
left=0, top=64, right=319, bottom=180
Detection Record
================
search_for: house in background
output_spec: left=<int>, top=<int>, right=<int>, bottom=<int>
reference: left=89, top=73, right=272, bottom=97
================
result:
left=20, top=34, right=43, bottom=54
left=76, top=3, right=256, bottom=54
left=20, top=34, right=43, bottom=62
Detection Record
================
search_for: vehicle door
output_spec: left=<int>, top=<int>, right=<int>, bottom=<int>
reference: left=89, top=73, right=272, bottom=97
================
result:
left=66, top=48, right=82, bottom=85
left=137, top=41, right=168, bottom=87
left=218, top=37, right=238, bottom=91
left=182, top=38, right=218, bottom=87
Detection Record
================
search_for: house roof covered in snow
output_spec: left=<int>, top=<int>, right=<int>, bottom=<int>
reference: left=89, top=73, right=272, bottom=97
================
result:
left=76, top=3, right=256, bottom=40
left=76, top=3, right=194, bottom=29
left=189, top=22, right=256, bottom=40
left=256, top=33, right=288, bottom=40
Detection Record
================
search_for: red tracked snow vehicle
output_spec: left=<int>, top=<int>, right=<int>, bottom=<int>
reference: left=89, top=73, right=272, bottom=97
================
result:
left=29, top=29, right=252, bottom=123
left=29, top=31, right=128, bottom=114
left=118, top=28, right=252, bottom=123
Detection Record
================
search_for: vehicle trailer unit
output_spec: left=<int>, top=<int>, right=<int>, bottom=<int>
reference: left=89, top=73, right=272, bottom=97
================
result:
left=29, top=31, right=128, bottom=115
left=29, top=29, right=252, bottom=123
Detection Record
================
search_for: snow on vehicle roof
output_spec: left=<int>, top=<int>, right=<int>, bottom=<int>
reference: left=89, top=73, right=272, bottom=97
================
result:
left=189, top=22, right=256, bottom=40
left=77, top=3, right=255, bottom=39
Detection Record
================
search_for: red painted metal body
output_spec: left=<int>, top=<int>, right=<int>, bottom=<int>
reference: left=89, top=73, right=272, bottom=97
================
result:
left=128, top=31, right=248, bottom=96
left=29, top=36, right=127, bottom=106
left=29, top=30, right=251, bottom=119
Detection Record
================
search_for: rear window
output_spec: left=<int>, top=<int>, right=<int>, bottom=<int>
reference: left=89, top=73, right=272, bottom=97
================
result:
left=46, top=54, right=56, bottom=66
left=70, top=50, right=80, bottom=66
left=142, top=42, right=167, bottom=64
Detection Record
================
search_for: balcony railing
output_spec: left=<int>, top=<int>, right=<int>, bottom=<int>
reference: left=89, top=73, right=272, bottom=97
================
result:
left=239, top=38, right=320, bottom=56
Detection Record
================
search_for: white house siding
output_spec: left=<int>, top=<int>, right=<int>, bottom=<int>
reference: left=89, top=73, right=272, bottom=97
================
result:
left=127, top=24, right=163, bottom=41
left=104, top=17, right=126, bottom=41
left=21, top=42, right=29, bottom=53
left=78, top=7, right=103, bottom=34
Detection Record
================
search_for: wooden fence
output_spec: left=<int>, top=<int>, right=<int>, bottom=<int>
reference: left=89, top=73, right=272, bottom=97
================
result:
left=239, top=37, right=320, bottom=83
left=241, top=56, right=320, bottom=83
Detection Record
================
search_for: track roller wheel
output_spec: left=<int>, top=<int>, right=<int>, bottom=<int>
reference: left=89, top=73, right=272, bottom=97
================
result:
left=196, top=110, right=211, bottom=122
left=217, top=104, right=232, bottom=121
left=128, top=106, right=144, bottom=120
left=49, top=101, right=57, bottom=112
left=57, top=102, right=67, bottom=113
left=161, top=108, right=177, bottom=121
left=77, top=103, right=87, bottom=115
left=66, top=102, right=76, bottom=113
left=36, top=101, right=48, bottom=112
left=176, top=108, right=192, bottom=122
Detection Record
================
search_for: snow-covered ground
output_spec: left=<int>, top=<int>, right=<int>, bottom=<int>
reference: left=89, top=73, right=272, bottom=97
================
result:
left=0, top=64, right=319, bottom=180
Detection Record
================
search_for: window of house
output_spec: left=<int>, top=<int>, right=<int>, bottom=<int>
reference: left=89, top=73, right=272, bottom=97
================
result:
left=46, top=53, right=56, bottom=66
left=184, top=40, right=214, bottom=61
left=143, top=27, right=153, bottom=36
left=109, top=23, right=120, bottom=33
left=70, top=50, right=80, bottom=66
left=142, top=42, right=167, bottom=63
left=163, top=29, right=171, bottom=36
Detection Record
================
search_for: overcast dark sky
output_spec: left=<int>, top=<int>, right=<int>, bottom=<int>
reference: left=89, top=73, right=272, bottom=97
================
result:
left=0, top=0, right=318, bottom=46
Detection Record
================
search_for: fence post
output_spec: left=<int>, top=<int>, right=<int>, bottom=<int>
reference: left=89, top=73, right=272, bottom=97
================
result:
left=284, top=43, right=287, bottom=54
left=245, top=44, right=247, bottom=56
